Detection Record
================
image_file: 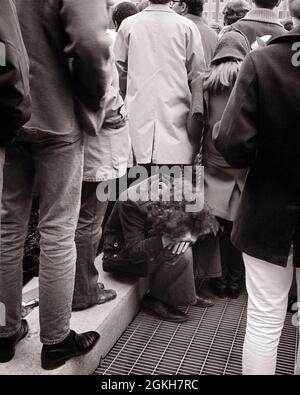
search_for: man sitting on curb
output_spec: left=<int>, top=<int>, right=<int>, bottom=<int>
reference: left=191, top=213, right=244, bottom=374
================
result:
left=102, top=172, right=220, bottom=322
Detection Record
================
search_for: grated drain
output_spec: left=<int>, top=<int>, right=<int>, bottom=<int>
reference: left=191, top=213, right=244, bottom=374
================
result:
left=95, top=292, right=298, bottom=376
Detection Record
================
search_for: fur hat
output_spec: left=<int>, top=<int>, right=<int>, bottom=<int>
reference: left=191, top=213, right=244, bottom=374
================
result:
left=211, top=31, right=250, bottom=64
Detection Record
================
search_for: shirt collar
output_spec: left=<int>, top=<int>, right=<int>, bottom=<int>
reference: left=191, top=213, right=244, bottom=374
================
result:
left=144, top=3, right=175, bottom=13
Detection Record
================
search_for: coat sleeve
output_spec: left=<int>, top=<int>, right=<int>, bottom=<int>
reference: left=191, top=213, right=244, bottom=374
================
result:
left=114, top=25, right=128, bottom=100
left=213, top=54, right=259, bottom=169
left=118, top=200, right=163, bottom=266
left=186, top=24, right=207, bottom=85
left=0, top=0, right=31, bottom=145
left=60, top=0, right=111, bottom=111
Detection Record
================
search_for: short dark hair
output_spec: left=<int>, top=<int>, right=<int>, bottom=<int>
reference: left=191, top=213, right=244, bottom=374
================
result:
left=254, top=0, right=279, bottom=9
left=149, top=0, right=170, bottom=4
left=183, top=0, right=204, bottom=16
left=112, top=2, right=139, bottom=28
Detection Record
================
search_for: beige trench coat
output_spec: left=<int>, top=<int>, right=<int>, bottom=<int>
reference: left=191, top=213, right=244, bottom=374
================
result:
left=114, top=4, right=206, bottom=165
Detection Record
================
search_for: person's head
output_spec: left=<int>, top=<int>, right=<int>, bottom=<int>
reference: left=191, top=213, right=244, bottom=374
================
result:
left=204, top=31, right=249, bottom=94
left=222, top=0, right=249, bottom=25
left=171, top=0, right=204, bottom=17
left=252, top=0, right=281, bottom=10
left=112, top=2, right=139, bottom=31
left=289, top=0, right=300, bottom=22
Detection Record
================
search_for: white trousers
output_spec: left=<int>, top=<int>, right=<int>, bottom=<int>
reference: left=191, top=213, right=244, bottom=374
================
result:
left=243, top=252, right=300, bottom=375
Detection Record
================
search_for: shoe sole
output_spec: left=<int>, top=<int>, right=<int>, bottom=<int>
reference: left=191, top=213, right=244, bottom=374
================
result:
left=142, top=306, right=188, bottom=323
left=41, top=336, right=100, bottom=371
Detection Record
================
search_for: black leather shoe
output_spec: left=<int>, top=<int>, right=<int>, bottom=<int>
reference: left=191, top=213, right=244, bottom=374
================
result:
left=142, top=295, right=188, bottom=323
left=194, top=295, right=215, bottom=308
left=41, top=330, right=100, bottom=370
left=0, top=320, right=29, bottom=363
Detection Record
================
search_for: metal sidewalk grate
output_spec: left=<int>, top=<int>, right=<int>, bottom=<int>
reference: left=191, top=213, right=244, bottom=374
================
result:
left=95, top=292, right=298, bottom=376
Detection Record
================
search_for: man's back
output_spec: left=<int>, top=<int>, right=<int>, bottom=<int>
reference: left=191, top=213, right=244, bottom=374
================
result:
left=186, top=14, right=218, bottom=63
left=244, top=31, right=300, bottom=198
left=230, top=8, right=285, bottom=47
left=114, top=3, right=206, bottom=164
left=15, top=0, right=110, bottom=141
left=215, top=27, right=300, bottom=266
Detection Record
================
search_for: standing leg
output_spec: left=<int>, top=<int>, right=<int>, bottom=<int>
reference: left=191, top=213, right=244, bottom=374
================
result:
left=73, top=181, right=116, bottom=311
left=243, top=252, right=293, bottom=375
left=209, top=220, right=228, bottom=298
left=225, top=221, right=245, bottom=298
left=0, top=143, right=34, bottom=337
left=35, top=138, right=83, bottom=345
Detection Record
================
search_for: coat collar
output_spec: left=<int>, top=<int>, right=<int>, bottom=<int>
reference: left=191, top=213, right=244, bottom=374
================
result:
left=144, top=3, right=175, bottom=13
left=269, top=25, right=300, bottom=45
left=240, top=8, right=283, bottom=27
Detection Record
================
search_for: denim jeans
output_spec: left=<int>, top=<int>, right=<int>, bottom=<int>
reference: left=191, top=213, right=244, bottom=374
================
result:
left=243, top=251, right=300, bottom=375
left=73, top=181, right=108, bottom=310
left=0, top=137, right=83, bottom=345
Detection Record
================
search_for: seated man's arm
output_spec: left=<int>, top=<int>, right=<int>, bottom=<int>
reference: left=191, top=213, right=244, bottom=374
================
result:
left=118, top=201, right=163, bottom=265
left=213, top=54, right=259, bottom=169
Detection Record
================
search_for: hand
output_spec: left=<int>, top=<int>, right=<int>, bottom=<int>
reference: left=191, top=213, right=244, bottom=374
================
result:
left=162, top=232, right=198, bottom=255
left=171, top=241, right=191, bottom=255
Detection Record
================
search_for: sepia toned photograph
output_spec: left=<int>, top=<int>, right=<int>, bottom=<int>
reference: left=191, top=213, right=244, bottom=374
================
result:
left=0, top=0, right=299, bottom=380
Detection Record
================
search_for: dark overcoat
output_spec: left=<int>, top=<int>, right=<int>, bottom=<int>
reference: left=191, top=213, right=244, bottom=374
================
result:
left=214, top=26, right=300, bottom=267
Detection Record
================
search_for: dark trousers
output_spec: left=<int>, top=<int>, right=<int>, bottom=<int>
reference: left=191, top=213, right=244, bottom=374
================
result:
left=73, top=181, right=108, bottom=310
left=149, top=247, right=197, bottom=307
left=214, top=219, right=245, bottom=289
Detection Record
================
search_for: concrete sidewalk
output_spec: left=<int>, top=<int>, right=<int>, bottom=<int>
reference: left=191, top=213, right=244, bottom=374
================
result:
left=0, top=258, right=147, bottom=375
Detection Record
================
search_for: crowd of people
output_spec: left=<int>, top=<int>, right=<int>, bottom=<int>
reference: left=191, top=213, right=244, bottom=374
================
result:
left=0, top=0, right=299, bottom=375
